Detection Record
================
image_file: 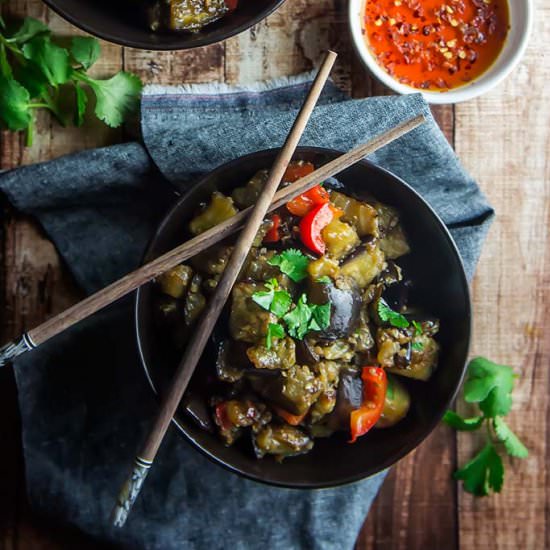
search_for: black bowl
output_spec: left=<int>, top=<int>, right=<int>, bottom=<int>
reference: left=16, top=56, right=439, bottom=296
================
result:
left=43, top=0, right=286, bottom=50
left=136, top=147, right=471, bottom=488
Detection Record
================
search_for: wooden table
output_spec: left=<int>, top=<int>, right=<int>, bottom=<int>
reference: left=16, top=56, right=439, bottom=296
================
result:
left=0, top=1, right=548, bottom=548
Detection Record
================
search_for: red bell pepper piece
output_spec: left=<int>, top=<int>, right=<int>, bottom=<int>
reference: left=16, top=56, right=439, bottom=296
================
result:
left=349, top=367, right=387, bottom=443
left=225, top=0, right=239, bottom=10
left=263, top=214, right=281, bottom=243
left=283, top=161, right=315, bottom=183
left=214, top=402, right=233, bottom=432
left=299, top=202, right=334, bottom=255
left=273, top=405, right=307, bottom=426
left=286, top=185, right=330, bottom=216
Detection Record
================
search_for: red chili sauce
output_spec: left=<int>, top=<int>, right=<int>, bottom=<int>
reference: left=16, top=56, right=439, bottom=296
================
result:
left=364, top=0, right=510, bottom=91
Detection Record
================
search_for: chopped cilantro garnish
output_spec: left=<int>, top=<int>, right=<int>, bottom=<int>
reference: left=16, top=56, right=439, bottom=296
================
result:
left=267, top=248, right=309, bottom=283
left=282, top=294, right=331, bottom=340
left=377, top=299, right=409, bottom=329
left=412, top=320, right=423, bottom=335
left=252, top=279, right=292, bottom=318
left=316, top=275, right=332, bottom=284
left=265, top=323, right=285, bottom=350
left=443, top=357, right=528, bottom=497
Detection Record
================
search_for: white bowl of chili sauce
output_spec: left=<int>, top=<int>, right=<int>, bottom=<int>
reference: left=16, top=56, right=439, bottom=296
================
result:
left=349, top=0, right=532, bottom=104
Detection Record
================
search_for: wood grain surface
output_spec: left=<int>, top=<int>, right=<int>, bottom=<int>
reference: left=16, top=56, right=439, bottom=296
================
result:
left=0, top=0, right=548, bottom=549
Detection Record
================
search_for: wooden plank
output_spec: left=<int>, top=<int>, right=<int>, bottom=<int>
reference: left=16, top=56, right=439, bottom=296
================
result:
left=454, top=1, right=550, bottom=547
left=0, top=1, right=124, bottom=548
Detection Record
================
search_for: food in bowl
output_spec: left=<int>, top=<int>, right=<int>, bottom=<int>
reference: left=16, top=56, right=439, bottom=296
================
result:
left=136, top=0, right=238, bottom=32
left=153, top=161, right=441, bottom=460
left=362, top=0, right=510, bottom=91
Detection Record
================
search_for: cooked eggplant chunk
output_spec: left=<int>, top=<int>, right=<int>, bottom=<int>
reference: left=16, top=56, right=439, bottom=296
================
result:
left=307, top=278, right=360, bottom=339
left=157, top=264, right=193, bottom=298
left=229, top=282, right=277, bottom=343
left=153, top=164, right=441, bottom=459
left=376, top=376, right=411, bottom=428
left=246, top=337, right=296, bottom=370
left=189, top=192, right=237, bottom=236
left=253, top=424, right=314, bottom=459
left=340, top=242, right=386, bottom=288
left=321, top=218, right=360, bottom=260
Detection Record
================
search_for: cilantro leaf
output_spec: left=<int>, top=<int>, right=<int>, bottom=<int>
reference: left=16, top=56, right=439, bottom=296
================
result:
left=464, top=357, right=515, bottom=417
left=22, top=36, right=71, bottom=86
left=310, top=302, right=331, bottom=331
left=443, top=411, right=484, bottom=431
left=412, top=320, right=423, bottom=335
left=7, top=17, right=49, bottom=44
left=411, top=341, right=424, bottom=352
left=266, top=323, right=285, bottom=350
left=70, top=36, right=100, bottom=70
left=74, top=83, right=87, bottom=126
left=377, top=298, right=409, bottom=329
left=80, top=71, right=142, bottom=128
left=493, top=417, right=528, bottom=458
left=283, top=294, right=312, bottom=340
left=252, top=279, right=292, bottom=318
left=267, top=249, right=309, bottom=283
left=0, top=77, right=31, bottom=130
left=316, top=276, right=332, bottom=284
left=454, top=442, right=504, bottom=496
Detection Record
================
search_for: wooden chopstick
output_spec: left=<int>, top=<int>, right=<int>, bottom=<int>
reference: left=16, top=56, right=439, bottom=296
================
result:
left=0, top=113, right=425, bottom=368
left=110, top=50, right=338, bottom=527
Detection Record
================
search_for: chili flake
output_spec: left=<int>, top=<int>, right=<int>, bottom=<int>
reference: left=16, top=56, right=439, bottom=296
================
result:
left=364, top=0, right=510, bottom=91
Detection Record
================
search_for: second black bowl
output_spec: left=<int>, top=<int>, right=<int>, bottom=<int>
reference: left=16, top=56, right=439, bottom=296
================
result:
left=43, top=0, right=287, bottom=50
left=136, top=147, right=471, bottom=488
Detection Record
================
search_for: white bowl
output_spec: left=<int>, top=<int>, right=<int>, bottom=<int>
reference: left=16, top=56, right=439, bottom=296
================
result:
left=349, top=0, right=533, bottom=104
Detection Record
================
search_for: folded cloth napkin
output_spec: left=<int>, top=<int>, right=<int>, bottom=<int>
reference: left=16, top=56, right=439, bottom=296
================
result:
left=0, top=74, right=494, bottom=550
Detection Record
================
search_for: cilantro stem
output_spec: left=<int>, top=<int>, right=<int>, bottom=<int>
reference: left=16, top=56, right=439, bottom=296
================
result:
left=39, top=90, right=65, bottom=126
left=28, top=103, right=49, bottom=109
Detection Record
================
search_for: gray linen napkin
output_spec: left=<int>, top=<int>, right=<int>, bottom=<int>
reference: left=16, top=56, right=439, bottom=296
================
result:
left=0, top=75, right=494, bottom=550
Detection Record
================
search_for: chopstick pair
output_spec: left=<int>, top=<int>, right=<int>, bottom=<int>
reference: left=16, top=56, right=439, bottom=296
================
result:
left=0, top=49, right=426, bottom=526
left=0, top=112, right=425, bottom=368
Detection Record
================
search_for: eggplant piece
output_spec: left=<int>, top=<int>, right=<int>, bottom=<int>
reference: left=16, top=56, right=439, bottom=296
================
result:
left=376, top=375, right=411, bottom=428
left=216, top=340, right=251, bottom=383
left=347, top=309, right=375, bottom=354
left=169, top=0, right=229, bottom=31
left=375, top=327, right=411, bottom=368
left=387, top=334, right=439, bottom=381
left=249, top=365, right=323, bottom=416
left=340, top=242, right=386, bottom=289
left=307, top=277, right=361, bottom=339
left=307, top=255, right=340, bottom=280
left=183, top=273, right=206, bottom=326
left=231, top=169, right=269, bottom=209
left=182, top=392, right=214, bottom=432
left=213, top=399, right=271, bottom=446
left=295, top=338, right=320, bottom=366
left=313, top=339, right=354, bottom=362
left=157, top=264, right=193, bottom=298
left=189, top=192, right=238, bottom=236
left=330, top=191, right=379, bottom=237
left=253, top=424, right=313, bottom=460
left=323, top=368, right=363, bottom=432
left=246, top=337, right=296, bottom=370
left=308, top=389, right=337, bottom=424
left=377, top=260, right=403, bottom=287
left=321, top=218, right=360, bottom=260
left=229, top=282, right=277, bottom=343
left=379, top=224, right=410, bottom=259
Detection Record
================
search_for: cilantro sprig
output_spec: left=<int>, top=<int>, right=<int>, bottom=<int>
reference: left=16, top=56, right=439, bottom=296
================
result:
left=0, top=17, right=142, bottom=145
left=377, top=298, right=409, bottom=329
left=444, top=357, right=528, bottom=496
left=252, top=279, right=331, bottom=347
left=267, top=249, right=309, bottom=283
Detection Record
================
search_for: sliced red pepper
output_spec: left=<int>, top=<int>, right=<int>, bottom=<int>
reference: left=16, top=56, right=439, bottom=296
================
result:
left=214, top=402, right=233, bottom=432
left=283, top=161, right=315, bottom=183
left=286, top=185, right=330, bottom=216
left=349, top=367, right=387, bottom=443
left=225, top=0, right=239, bottom=10
left=273, top=405, right=307, bottom=426
left=299, top=202, right=334, bottom=255
left=263, top=214, right=281, bottom=243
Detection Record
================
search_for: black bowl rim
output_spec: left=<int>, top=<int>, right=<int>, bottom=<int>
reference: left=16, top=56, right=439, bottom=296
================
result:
left=42, top=0, right=287, bottom=50
left=135, top=146, right=472, bottom=488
